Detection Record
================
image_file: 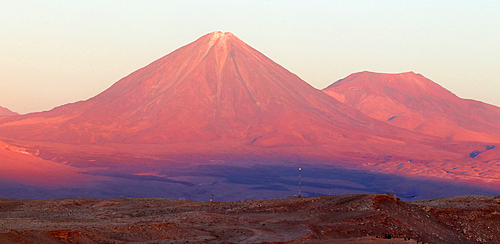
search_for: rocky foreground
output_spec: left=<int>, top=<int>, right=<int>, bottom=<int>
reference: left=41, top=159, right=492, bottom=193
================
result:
left=1, top=194, right=499, bottom=244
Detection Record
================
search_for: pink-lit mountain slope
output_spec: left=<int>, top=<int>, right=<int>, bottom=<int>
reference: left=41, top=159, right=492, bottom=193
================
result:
left=0, top=106, right=18, bottom=116
left=323, top=71, right=500, bottom=143
left=0, top=32, right=445, bottom=157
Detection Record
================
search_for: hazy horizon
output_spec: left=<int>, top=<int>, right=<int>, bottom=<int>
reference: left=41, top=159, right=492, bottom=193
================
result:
left=1, top=1, right=499, bottom=114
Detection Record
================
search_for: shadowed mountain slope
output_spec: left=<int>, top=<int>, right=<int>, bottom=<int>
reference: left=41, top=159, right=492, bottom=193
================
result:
left=323, top=71, right=500, bottom=142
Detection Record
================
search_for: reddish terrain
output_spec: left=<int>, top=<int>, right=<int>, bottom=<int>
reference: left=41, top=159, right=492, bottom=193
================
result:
left=0, top=139, right=102, bottom=188
left=0, top=32, right=499, bottom=199
left=323, top=71, right=500, bottom=143
left=1, top=194, right=499, bottom=243
left=0, top=106, right=18, bottom=117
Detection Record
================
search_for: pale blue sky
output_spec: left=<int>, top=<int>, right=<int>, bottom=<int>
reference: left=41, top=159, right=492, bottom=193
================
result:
left=1, top=0, right=499, bottom=114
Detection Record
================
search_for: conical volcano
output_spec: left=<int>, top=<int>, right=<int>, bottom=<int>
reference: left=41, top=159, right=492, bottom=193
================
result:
left=78, top=31, right=364, bottom=145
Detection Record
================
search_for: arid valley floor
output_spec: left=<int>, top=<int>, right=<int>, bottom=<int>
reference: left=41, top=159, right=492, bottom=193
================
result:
left=1, top=193, right=500, bottom=243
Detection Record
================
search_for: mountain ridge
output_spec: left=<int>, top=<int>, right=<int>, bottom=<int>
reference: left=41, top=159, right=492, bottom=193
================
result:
left=0, top=106, right=18, bottom=116
left=323, top=71, right=500, bottom=142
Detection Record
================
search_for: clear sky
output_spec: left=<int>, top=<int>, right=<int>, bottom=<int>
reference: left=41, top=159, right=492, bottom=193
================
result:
left=1, top=0, right=499, bottom=114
